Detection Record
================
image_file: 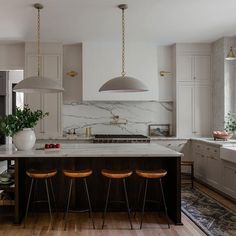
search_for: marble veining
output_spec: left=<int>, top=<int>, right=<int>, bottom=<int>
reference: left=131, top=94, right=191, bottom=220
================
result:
left=63, top=101, right=172, bottom=135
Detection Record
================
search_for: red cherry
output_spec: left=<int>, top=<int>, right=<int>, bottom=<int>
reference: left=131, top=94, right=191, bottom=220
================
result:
left=49, top=144, right=54, bottom=148
left=45, top=144, right=49, bottom=149
left=55, top=144, right=60, bottom=148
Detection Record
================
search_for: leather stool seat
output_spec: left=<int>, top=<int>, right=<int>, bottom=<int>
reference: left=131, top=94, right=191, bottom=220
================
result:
left=136, top=169, right=167, bottom=179
left=101, top=169, right=132, bottom=179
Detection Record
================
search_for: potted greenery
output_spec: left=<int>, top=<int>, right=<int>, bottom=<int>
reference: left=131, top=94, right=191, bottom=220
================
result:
left=0, top=105, right=49, bottom=150
left=225, top=112, right=236, bottom=132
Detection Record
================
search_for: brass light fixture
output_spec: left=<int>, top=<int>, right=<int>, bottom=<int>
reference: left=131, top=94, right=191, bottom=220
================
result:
left=226, top=47, right=236, bottom=61
left=99, top=4, right=148, bottom=93
left=14, top=3, right=64, bottom=93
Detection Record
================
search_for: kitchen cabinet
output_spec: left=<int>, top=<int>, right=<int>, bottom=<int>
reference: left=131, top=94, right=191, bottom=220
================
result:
left=192, top=141, right=220, bottom=190
left=0, top=71, right=7, bottom=95
left=177, top=83, right=211, bottom=137
left=24, top=43, right=63, bottom=138
left=176, top=55, right=211, bottom=83
left=174, top=43, right=212, bottom=138
left=221, top=161, right=236, bottom=199
left=82, top=42, right=159, bottom=101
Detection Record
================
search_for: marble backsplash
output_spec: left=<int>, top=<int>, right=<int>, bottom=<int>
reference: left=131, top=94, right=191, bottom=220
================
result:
left=63, top=101, right=173, bottom=136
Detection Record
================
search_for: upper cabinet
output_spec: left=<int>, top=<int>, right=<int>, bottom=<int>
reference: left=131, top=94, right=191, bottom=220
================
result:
left=174, top=43, right=212, bottom=138
left=24, top=42, right=63, bottom=138
left=82, top=42, right=159, bottom=101
left=177, top=55, right=211, bottom=83
left=0, top=72, right=7, bottom=95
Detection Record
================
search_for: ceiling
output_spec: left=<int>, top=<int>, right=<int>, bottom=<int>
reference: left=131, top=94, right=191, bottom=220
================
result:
left=1, top=0, right=236, bottom=45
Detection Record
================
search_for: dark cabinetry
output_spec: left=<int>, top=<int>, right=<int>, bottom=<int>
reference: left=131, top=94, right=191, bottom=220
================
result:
left=0, top=71, right=7, bottom=95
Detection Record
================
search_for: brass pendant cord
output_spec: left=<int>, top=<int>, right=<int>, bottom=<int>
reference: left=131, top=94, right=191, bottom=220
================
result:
left=121, top=7, right=126, bottom=78
left=37, top=7, right=41, bottom=77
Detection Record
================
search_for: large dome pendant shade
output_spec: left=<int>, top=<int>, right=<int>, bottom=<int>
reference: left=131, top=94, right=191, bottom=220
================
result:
left=99, top=76, right=148, bottom=92
left=99, top=4, right=148, bottom=93
left=13, top=76, right=64, bottom=93
left=13, top=3, right=64, bottom=93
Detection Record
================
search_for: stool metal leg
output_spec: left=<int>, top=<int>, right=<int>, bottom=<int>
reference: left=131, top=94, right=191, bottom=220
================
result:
left=45, top=179, right=53, bottom=229
left=134, top=179, right=144, bottom=218
left=123, top=178, right=133, bottom=230
left=102, top=178, right=111, bottom=229
left=159, top=178, right=170, bottom=228
left=24, top=178, right=34, bottom=228
left=64, top=178, right=73, bottom=231
left=83, top=178, right=95, bottom=229
left=49, top=178, right=57, bottom=213
left=140, top=178, right=148, bottom=229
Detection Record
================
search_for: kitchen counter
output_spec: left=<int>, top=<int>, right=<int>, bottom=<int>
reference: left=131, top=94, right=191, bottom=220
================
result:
left=0, top=143, right=182, bottom=225
left=190, top=137, right=236, bottom=147
left=0, top=143, right=182, bottom=158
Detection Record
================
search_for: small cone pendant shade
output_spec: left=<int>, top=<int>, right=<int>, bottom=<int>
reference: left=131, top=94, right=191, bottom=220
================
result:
left=226, top=47, right=236, bottom=61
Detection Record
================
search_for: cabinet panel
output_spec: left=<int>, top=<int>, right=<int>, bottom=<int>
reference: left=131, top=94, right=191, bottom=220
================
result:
left=0, top=72, right=7, bottom=95
left=222, top=162, right=236, bottom=198
left=177, top=84, right=194, bottom=137
left=194, top=56, right=211, bottom=82
left=176, top=55, right=193, bottom=81
left=24, top=54, right=62, bottom=138
left=194, top=85, right=211, bottom=136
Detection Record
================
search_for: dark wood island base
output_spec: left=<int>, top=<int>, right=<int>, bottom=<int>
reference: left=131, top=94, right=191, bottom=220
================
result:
left=0, top=143, right=182, bottom=226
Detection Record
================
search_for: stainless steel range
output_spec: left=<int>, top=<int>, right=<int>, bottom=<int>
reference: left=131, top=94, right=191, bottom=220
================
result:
left=93, top=134, right=150, bottom=143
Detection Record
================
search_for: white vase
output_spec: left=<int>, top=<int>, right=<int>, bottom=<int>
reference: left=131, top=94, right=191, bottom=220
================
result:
left=13, top=128, right=36, bottom=151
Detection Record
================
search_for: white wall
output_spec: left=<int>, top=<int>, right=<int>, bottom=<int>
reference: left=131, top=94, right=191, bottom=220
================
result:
left=157, top=46, right=173, bottom=101
left=82, top=42, right=159, bottom=101
left=63, top=44, right=82, bottom=103
left=0, top=43, right=24, bottom=70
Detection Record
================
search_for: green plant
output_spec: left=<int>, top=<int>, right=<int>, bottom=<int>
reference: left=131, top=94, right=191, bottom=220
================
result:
left=0, top=105, right=49, bottom=137
left=225, top=112, right=236, bottom=132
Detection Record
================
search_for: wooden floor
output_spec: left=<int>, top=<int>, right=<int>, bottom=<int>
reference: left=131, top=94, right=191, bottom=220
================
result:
left=0, top=182, right=235, bottom=236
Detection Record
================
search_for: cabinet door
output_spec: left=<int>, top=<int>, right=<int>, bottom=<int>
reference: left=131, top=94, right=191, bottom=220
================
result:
left=43, top=55, right=62, bottom=137
left=176, top=55, right=193, bottom=81
left=194, top=56, right=211, bottom=82
left=24, top=55, right=43, bottom=135
left=0, top=72, right=7, bottom=95
left=221, top=162, right=236, bottom=199
left=177, top=83, right=194, bottom=137
left=24, top=54, right=62, bottom=138
left=195, top=151, right=207, bottom=181
left=194, top=85, right=212, bottom=136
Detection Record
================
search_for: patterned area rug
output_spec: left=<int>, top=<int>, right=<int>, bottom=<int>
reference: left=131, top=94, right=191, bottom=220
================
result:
left=181, top=187, right=236, bottom=236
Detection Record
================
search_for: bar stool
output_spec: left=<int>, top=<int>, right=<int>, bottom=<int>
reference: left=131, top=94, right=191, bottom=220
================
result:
left=135, top=169, right=170, bottom=229
left=101, top=169, right=133, bottom=230
left=63, top=169, right=95, bottom=230
left=181, top=161, right=194, bottom=188
left=24, top=169, right=57, bottom=228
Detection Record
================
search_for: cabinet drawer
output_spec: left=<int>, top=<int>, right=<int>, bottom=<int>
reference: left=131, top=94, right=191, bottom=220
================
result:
left=204, top=145, right=220, bottom=157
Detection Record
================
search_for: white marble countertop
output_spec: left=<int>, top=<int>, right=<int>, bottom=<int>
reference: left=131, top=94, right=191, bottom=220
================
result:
left=190, top=137, right=236, bottom=147
left=0, top=143, right=182, bottom=158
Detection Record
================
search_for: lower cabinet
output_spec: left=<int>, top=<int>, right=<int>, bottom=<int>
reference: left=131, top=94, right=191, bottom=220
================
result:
left=221, top=161, right=236, bottom=199
left=192, top=141, right=220, bottom=190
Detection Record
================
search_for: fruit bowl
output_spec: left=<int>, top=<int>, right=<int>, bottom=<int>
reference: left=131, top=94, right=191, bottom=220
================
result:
left=212, top=131, right=233, bottom=141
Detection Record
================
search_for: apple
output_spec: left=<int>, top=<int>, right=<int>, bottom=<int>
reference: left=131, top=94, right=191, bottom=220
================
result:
left=45, top=144, right=49, bottom=149
left=55, top=144, right=60, bottom=149
left=49, top=144, right=54, bottom=148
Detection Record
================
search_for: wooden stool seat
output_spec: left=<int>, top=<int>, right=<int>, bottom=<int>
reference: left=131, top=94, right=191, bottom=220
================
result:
left=63, top=169, right=92, bottom=178
left=136, top=169, right=167, bottom=179
left=26, top=169, right=57, bottom=179
left=101, top=169, right=133, bottom=179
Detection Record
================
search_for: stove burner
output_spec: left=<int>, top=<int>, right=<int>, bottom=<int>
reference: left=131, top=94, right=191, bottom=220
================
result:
left=93, top=134, right=150, bottom=143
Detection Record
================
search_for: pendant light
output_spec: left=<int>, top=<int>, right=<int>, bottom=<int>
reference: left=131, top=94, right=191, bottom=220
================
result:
left=226, top=47, right=236, bottom=61
left=99, top=4, right=148, bottom=93
left=14, top=3, right=64, bottom=93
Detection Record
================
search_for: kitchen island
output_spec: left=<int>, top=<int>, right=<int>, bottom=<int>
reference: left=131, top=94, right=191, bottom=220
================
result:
left=0, top=143, right=182, bottom=225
